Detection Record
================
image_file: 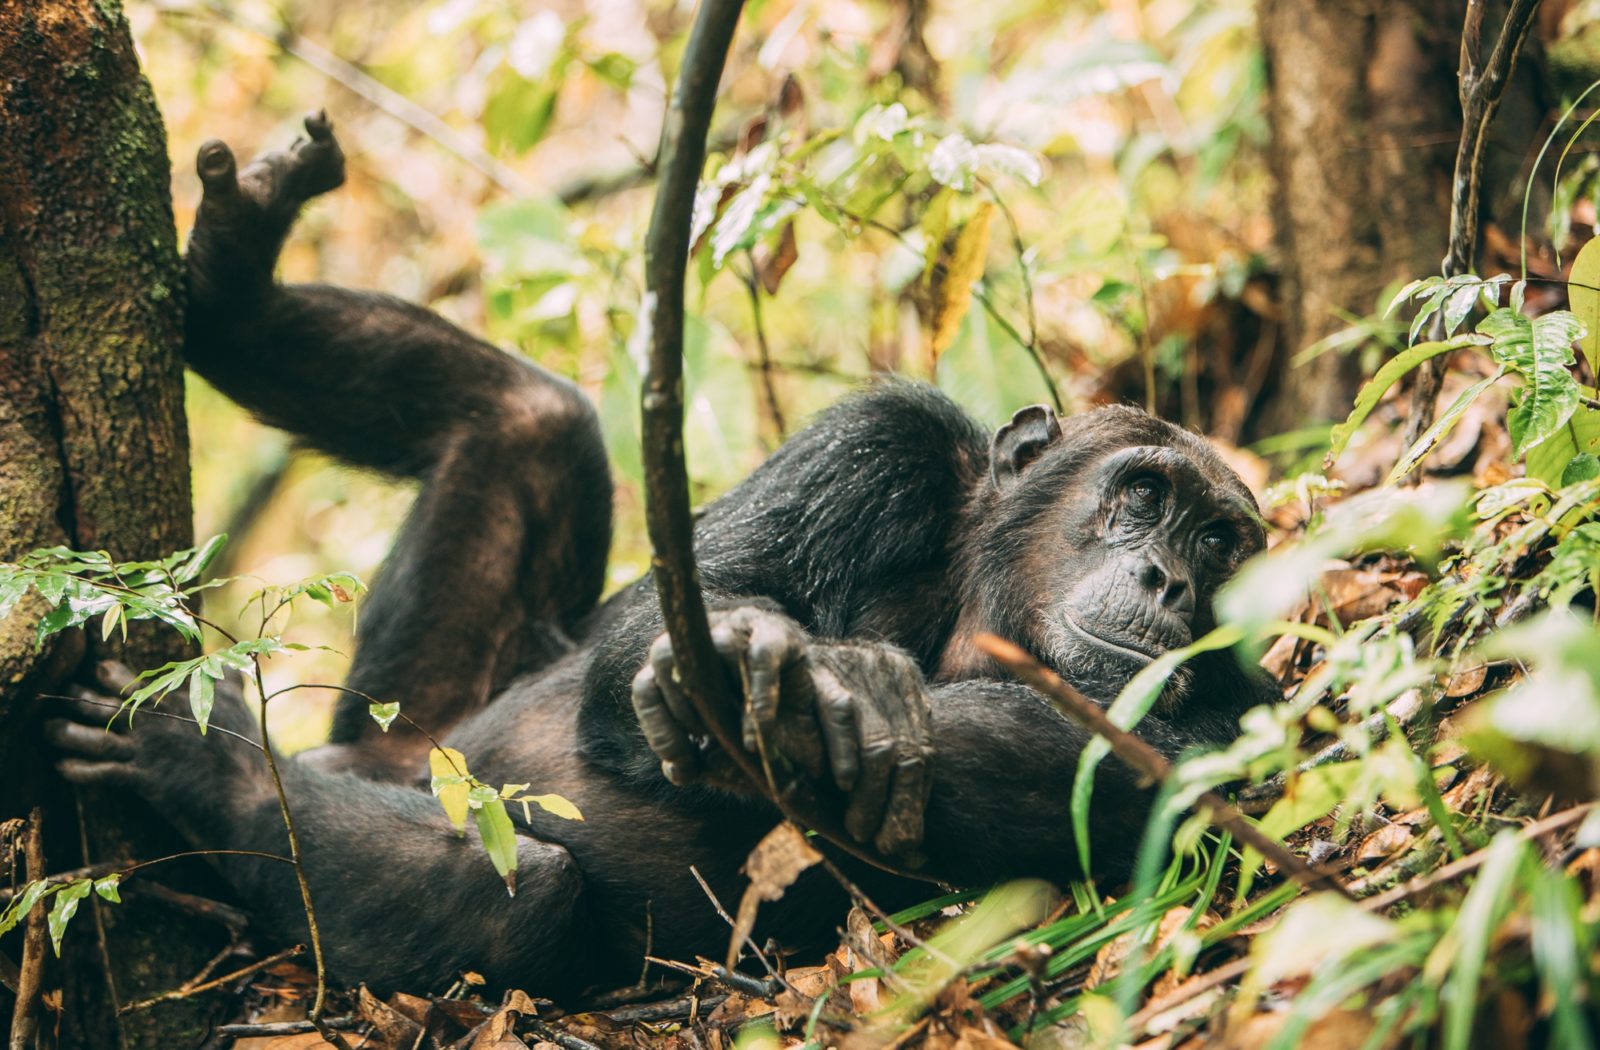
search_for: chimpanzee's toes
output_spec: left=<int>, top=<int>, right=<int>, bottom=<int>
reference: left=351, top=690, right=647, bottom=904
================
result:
left=196, top=140, right=238, bottom=193
left=284, top=111, right=345, bottom=201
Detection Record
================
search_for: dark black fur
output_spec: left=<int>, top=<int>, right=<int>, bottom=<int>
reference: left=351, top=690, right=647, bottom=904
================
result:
left=48, top=119, right=1276, bottom=997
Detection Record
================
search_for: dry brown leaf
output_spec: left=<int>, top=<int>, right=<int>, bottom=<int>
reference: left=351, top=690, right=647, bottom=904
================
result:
left=1444, top=661, right=1488, bottom=697
left=1219, top=1007, right=1381, bottom=1050
left=730, top=823, right=822, bottom=967
left=926, top=202, right=994, bottom=368
left=950, top=1024, right=1019, bottom=1050
left=1356, top=821, right=1415, bottom=864
left=360, top=984, right=425, bottom=1046
left=756, top=221, right=799, bottom=294
left=1085, top=906, right=1199, bottom=990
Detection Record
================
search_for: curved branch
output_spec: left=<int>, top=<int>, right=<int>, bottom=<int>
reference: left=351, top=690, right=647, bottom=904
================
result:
left=639, top=0, right=934, bottom=883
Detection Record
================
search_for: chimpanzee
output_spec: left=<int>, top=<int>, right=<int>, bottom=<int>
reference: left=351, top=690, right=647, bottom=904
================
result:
left=48, top=117, right=1275, bottom=996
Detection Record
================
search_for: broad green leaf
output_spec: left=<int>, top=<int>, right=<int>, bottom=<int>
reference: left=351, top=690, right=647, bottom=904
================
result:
left=1480, top=308, right=1583, bottom=456
left=474, top=797, right=520, bottom=895
left=92, top=875, right=120, bottom=903
left=368, top=702, right=400, bottom=733
left=1562, top=451, right=1600, bottom=485
left=47, top=879, right=92, bottom=956
left=1526, top=403, right=1600, bottom=485
left=1570, top=236, right=1600, bottom=376
left=1387, top=370, right=1505, bottom=483
left=1442, top=282, right=1481, bottom=336
left=176, top=533, right=228, bottom=584
left=0, top=880, right=51, bottom=937
left=1326, top=336, right=1483, bottom=465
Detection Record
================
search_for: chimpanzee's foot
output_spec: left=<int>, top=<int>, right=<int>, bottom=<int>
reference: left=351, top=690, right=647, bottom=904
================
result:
left=195, top=110, right=345, bottom=225
left=187, top=113, right=345, bottom=301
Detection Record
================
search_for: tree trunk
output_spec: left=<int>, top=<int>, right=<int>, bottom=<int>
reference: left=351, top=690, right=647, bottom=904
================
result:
left=1259, top=0, right=1461, bottom=427
left=0, top=2, right=224, bottom=1045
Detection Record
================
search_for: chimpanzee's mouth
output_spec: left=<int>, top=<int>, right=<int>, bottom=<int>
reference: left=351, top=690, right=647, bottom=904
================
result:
left=1060, top=610, right=1163, bottom=664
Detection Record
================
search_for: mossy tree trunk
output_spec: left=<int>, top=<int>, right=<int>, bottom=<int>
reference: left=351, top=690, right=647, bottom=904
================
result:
left=0, top=2, right=225, bottom=1045
left=1259, top=0, right=1461, bottom=428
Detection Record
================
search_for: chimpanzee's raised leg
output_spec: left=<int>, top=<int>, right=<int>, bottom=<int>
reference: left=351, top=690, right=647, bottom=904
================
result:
left=185, top=116, right=612, bottom=774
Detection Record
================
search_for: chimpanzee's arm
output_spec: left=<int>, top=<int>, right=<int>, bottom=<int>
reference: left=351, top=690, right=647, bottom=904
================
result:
left=917, top=679, right=1165, bottom=886
left=46, top=674, right=591, bottom=994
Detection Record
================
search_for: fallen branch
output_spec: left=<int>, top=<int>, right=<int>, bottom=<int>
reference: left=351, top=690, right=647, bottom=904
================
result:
left=119, top=944, right=304, bottom=1014
left=974, top=633, right=1353, bottom=899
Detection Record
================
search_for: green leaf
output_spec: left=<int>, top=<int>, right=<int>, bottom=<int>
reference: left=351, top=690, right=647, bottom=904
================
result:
left=188, top=668, right=215, bottom=734
left=0, top=880, right=52, bottom=938
left=1481, top=308, right=1582, bottom=456
left=47, top=880, right=92, bottom=956
left=474, top=797, right=521, bottom=895
left=1326, top=336, right=1483, bottom=466
left=1562, top=452, right=1600, bottom=485
left=1570, top=236, right=1600, bottom=377
left=1237, top=762, right=1362, bottom=898
left=1435, top=833, right=1527, bottom=1050
left=1387, top=370, right=1505, bottom=483
left=93, top=875, right=121, bottom=903
left=368, top=702, right=400, bottom=733
left=1069, top=626, right=1243, bottom=872
left=1527, top=404, right=1600, bottom=485
left=176, top=533, right=228, bottom=585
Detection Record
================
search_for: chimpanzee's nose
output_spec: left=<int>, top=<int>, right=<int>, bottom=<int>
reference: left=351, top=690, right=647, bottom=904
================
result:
left=1135, top=556, right=1194, bottom=615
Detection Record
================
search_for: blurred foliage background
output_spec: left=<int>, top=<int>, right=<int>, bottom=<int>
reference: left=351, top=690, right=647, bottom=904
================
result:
left=140, top=0, right=1275, bottom=749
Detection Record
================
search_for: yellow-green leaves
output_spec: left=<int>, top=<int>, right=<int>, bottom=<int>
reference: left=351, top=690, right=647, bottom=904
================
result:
left=428, top=748, right=583, bottom=896
left=1569, top=236, right=1600, bottom=377
left=1325, top=335, right=1486, bottom=467
left=1479, top=307, right=1584, bottom=457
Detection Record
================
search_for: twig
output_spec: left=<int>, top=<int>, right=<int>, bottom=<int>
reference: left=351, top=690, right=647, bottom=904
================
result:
left=1403, top=0, right=1541, bottom=454
left=119, top=944, right=304, bottom=1014
left=601, top=993, right=729, bottom=1024
left=741, top=258, right=789, bottom=440
left=7, top=809, right=47, bottom=1050
left=973, top=633, right=1354, bottom=899
left=215, top=1018, right=363, bottom=1037
left=132, top=883, right=249, bottom=934
left=1361, top=801, right=1595, bottom=911
left=525, top=1019, right=605, bottom=1050
left=638, top=0, right=935, bottom=884
left=689, top=864, right=782, bottom=982
left=980, top=179, right=1060, bottom=413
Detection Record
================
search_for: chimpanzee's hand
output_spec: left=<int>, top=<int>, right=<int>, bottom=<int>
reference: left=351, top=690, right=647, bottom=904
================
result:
left=631, top=607, right=934, bottom=857
left=45, top=663, right=262, bottom=830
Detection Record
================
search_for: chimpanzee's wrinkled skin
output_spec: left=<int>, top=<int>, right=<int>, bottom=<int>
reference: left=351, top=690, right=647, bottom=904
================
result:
left=47, top=118, right=1275, bottom=997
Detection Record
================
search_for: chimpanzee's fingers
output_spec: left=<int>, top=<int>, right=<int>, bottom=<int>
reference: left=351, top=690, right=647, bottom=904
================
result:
left=843, top=702, right=896, bottom=846
left=43, top=719, right=135, bottom=761
left=55, top=758, right=137, bottom=787
left=304, top=110, right=333, bottom=141
left=196, top=140, right=239, bottom=194
left=741, top=615, right=802, bottom=752
left=647, top=633, right=703, bottom=736
left=875, top=748, right=929, bottom=858
left=631, top=664, right=700, bottom=785
left=809, top=665, right=860, bottom=791
left=94, top=660, right=138, bottom=696
left=53, top=690, right=127, bottom=729
left=876, top=668, right=933, bottom=857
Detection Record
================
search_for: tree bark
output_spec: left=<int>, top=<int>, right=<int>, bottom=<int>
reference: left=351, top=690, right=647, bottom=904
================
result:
left=1260, top=0, right=1461, bottom=428
left=0, top=2, right=224, bottom=1045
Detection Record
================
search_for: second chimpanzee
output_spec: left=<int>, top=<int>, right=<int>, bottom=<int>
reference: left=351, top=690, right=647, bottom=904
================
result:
left=49, top=118, right=1275, bottom=995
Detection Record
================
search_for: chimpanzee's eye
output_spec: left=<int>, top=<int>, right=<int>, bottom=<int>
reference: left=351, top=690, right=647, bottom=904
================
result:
left=1201, top=529, right=1235, bottom=561
left=1127, top=476, right=1163, bottom=509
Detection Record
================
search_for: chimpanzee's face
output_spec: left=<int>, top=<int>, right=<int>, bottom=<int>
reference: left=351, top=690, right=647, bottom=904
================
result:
left=981, top=405, right=1265, bottom=704
left=1034, top=443, right=1264, bottom=695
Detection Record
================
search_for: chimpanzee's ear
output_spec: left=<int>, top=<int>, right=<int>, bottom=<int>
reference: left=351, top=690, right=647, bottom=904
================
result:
left=990, top=404, right=1062, bottom=487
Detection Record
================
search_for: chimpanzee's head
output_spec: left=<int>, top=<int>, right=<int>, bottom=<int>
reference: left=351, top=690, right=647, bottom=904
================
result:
left=949, top=404, right=1267, bottom=714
